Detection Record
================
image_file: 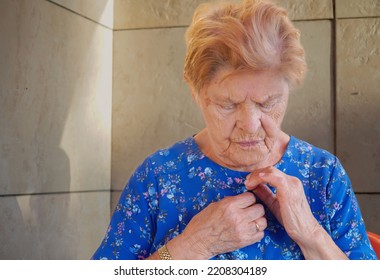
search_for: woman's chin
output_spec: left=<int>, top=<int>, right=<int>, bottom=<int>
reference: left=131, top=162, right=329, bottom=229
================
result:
left=227, top=153, right=269, bottom=172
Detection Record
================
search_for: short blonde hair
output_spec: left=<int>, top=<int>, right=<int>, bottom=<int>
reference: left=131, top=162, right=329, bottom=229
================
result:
left=184, top=0, right=306, bottom=92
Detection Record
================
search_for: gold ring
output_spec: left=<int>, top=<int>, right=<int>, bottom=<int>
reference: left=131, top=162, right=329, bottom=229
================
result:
left=254, top=221, right=260, bottom=232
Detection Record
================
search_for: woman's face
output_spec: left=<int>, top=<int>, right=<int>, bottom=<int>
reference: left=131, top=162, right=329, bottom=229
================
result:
left=195, top=68, right=289, bottom=171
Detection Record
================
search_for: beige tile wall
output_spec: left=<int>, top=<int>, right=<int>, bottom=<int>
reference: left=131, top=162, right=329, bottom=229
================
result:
left=0, top=0, right=112, bottom=259
left=275, top=0, right=333, bottom=20
left=335, top=0, right=380, bottom=18
left=1, top=0, right=379, bottom=259
left=336, top=17, right=380, bottom=193
left=334, top=1, right=380, bottom=233
left=283, top=20, right=334, bottom=153
left=50, top=0, right=114, bottom=28
left=0, top=192, right=110, bottom=259
left=357, top=194, right=380, bottom=234
left=112, top=0, right=333, bottom=29
left=112, top=27, right=202, bottom=190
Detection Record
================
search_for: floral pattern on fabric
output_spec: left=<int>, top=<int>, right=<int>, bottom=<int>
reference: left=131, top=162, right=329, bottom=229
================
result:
left=92, top=136, right=377, bottom=260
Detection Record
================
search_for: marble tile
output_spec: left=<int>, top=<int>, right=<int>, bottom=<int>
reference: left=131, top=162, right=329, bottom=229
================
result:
left=113, top=0, right=332, bottom=30
left=282, top=21, right=334, bottom=153
left=112, top=27, right=204, bottom=190
left=275, top=0, right=333, bottom=20
left=49, top=0, right=114, bottom=28
left=336, top=0, right=380, bottom=18
left=336, top=18, right=380, bottom=193
left=0, top=0, right=112, bottom=195
left=0, top=192, right=110, bottom=259
left=356, top=194, right=380, bottom=235
left=114, top=0, right=236, bottom=30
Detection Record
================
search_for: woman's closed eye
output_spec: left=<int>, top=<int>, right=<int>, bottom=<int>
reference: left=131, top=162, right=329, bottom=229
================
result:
left=219, top=103, right=236, bottom=111
left=259, top=101, right=276, bottom=112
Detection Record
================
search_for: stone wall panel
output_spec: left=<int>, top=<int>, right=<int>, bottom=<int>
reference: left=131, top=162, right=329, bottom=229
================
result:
left=283, top=21, right=334, bottom=153
left=357, top=194, right=380, bottom=234
left=113, top=0, right=333, bottom=30
left=0, top=192, right=110, bottom=259
left=112, top=27, right=203, bottom=191
left=336, top=0, right=380, bottom=18
left=49, top=0, right=114, bottom=28
left=0, top=0, right=112, bottom=195
left=336, top=18, right=380, bottom=193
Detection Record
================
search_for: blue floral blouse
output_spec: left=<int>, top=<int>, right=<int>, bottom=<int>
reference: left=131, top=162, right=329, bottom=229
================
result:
left=92, top=136, right=377, bottom=260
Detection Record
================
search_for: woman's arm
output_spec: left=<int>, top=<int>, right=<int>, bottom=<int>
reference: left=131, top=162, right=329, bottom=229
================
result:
left=295, top=224, right=347, bottom=259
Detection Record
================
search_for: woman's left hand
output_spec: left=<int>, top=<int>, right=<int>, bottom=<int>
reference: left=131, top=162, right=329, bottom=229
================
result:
left=245, top=166, right=347, bottom=260
left=244, top=166, right=320, bottom=246
left=244, top=166, right=348, bottom=259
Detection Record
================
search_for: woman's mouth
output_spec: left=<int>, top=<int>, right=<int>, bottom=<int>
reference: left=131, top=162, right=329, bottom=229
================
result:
left=236, top=140, right=263, bottom=149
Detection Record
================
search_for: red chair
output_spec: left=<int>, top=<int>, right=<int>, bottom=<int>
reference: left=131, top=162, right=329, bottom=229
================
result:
left=367, top=231, right=380, bottom=259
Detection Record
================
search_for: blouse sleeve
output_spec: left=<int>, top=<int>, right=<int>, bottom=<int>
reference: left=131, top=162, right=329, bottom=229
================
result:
left=92, top=157, right=159, bottom=260
left=326, top=157, right=377, bottom=260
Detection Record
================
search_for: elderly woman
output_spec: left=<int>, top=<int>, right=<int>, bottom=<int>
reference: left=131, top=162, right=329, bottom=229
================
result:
left=92, top=0, right=377, bottom=260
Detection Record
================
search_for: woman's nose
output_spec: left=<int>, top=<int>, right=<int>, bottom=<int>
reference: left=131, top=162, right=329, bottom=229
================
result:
left=236, top=105, right=261, bottom=133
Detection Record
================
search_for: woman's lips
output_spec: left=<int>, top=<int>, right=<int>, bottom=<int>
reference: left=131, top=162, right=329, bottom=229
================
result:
left=236, top=140, right=262, bottom=149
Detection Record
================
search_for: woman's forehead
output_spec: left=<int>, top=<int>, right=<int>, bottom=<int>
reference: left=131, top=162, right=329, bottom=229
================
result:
left=204, top=69, right=289, bottom=100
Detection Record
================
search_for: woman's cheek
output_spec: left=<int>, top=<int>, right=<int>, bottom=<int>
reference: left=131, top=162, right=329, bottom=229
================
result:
left=269, top=111, right=282, bottom=123
left=267, top=103, right=287, bottom=124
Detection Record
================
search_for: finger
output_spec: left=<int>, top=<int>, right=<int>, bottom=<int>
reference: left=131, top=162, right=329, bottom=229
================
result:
left=244, top=203, right=265, bottom=221
left=244, top=167, right=271, bottom=189
left=229, top=191, right=257, bottom=209
left=245, top=174, right=265, bottom=190
left=251, top=216, right=268, bottom=232
left=245, top=166, right=286, bottom=190
left=253, top=183, right=278, bottom=215
left=256, top=168, right=286, bottom=189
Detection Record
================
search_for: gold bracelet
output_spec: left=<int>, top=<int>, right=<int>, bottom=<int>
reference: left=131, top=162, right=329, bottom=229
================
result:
left=158, top=244, right=173, bottom=260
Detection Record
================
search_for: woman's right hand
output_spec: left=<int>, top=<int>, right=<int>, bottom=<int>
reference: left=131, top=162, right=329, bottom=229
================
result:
left=167, top=191, right=267, bottom=259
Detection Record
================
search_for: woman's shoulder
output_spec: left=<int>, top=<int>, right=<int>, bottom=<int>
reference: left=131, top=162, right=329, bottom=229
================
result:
left=144, top=136, right=205, bottom=173
left=283, top=136, right=339, bottom=168
left=279, top=136, right=349, bottom=184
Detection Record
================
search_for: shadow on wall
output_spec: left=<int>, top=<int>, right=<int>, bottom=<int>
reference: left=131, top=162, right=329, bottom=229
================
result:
left=0, top=0, right=110, bottom=259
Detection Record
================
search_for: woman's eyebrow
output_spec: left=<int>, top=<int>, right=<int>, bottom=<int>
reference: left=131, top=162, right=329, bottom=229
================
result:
left=248, top=93, right=283, bottom=104
left=265, top=93, right=282, bottom=101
